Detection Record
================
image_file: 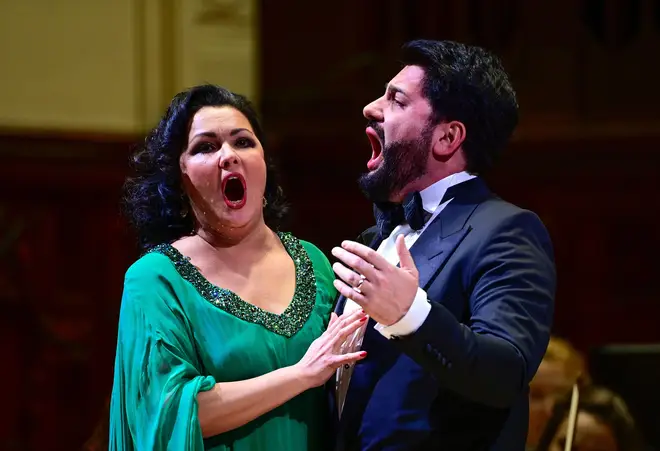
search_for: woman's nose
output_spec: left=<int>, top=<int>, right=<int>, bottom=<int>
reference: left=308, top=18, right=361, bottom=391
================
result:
left=218, top=146, right=239, bottom=169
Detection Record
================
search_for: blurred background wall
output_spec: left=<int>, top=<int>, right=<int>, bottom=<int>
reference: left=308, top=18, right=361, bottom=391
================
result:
left=0, top=0, right=658, bottom=449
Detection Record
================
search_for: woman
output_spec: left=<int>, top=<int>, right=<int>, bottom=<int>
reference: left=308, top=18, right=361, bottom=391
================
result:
left=109, top=84, right=366, bottom=450
left=535, top=385, right=647, bottom=451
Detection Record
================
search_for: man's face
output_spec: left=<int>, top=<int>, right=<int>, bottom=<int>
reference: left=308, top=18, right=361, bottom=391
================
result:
left=358, top=65, right=435, bottom=203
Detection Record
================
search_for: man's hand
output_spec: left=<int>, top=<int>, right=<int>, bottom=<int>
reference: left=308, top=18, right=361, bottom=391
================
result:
left=331, top=235, right=419, bottom=325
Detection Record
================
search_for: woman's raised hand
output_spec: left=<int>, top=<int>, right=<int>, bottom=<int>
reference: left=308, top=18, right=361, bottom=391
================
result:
left=295, top=309, right=368, bottom=388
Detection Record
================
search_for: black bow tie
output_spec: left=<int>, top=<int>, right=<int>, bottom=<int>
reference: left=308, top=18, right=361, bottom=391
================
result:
left=374, top=192, right=432, bottom=239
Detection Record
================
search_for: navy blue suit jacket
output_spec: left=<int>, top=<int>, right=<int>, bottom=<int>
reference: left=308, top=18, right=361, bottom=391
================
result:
left=332, top=177, right=555, bottom=451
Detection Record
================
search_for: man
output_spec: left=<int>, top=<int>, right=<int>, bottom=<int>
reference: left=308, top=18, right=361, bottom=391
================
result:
left=331, top=40, right=556, bottom=450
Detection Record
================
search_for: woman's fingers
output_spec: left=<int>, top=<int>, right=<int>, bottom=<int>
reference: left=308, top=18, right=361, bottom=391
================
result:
left=325, top=308, right=363, bottom=337
left=334, top=313, right=368, bottom=346
left=319, top=309, right=367, bottom=356
left=334, top=350, right=367, bottom=367
left=336, top=309, right=365, bottom=334
left=325, top=310, right=349, bottom=335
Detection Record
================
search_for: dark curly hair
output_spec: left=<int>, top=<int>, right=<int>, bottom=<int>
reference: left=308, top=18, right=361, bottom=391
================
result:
left=400, top=40, right=519, bottom=175
left=122, top=84, right=288, bottom=250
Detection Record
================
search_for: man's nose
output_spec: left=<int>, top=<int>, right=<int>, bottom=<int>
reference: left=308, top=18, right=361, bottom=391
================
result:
left=363, top=97, right=384, bottom=122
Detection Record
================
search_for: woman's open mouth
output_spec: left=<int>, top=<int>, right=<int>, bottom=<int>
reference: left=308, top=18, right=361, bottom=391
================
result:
left=221, top=173, right=247, bottom=209
left=365, top=127, right=384, bottom=171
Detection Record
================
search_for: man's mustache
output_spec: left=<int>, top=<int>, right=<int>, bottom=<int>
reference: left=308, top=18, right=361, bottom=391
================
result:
left=366, top=120, right=385, bottom=142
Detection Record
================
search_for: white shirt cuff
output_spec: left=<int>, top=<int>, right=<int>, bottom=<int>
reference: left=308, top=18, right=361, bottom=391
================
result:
left=374, top=287, right=431, bottom=339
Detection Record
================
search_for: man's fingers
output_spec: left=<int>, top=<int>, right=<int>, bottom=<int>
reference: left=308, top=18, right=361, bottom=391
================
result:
left=333, top=279, right=368, bottom=307
left=332, top=262, right=365, bottom=289
left=338, top=240, right=389, bottom=270
left=395, top=234, right=417, bottom=274
left=331, top=247, right=378, bottom=280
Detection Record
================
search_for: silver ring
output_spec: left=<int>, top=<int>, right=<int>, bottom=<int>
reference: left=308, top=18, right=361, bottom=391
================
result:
left=354, top=275, right=366, bottom=294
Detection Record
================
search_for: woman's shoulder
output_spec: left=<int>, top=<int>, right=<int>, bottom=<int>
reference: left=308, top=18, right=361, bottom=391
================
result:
left=298, top=239, right=326, bottom=261
left=284, top=233, right=334, bottom=279
left=123, top=245, right=185, bottom=292
left=285, top=234, right=329, bottom=267
left=121, top=245, right=192, bottom=316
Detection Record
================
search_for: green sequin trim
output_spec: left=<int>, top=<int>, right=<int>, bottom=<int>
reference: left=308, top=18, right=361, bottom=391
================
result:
left=149, top=232, right=316, bottom=338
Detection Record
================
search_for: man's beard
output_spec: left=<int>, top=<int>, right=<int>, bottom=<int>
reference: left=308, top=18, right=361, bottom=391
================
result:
left=358, top=123, right=432, bottom=203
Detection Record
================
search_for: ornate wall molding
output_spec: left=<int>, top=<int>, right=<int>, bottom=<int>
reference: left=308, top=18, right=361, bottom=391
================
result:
left=0, top=0, right=259, bottom=134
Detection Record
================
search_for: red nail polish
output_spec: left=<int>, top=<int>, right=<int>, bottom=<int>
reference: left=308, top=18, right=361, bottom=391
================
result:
left=360, top=316, right=368, bottom=322
left=360, top=351, right=367, bottom=357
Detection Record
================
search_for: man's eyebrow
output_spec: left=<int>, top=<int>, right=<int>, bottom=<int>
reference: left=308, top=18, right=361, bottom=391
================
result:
left=385, top=83, right=407, bottom=96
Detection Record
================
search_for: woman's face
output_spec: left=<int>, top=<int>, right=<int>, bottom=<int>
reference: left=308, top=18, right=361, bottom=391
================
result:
left=528, top=360, right=577, bottom=446
left=180, top=106, right=267, bottom=238
left=549, top=412, right=618, bottom=451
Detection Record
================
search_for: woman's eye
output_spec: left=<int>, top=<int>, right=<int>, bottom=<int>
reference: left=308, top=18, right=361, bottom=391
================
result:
left=194, top=142, right=216, bottom=153
left=235, top=137, right=255, bottom=148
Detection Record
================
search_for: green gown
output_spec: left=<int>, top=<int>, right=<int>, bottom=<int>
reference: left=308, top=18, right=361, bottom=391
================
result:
left=109, top=233, right=336, bottom=450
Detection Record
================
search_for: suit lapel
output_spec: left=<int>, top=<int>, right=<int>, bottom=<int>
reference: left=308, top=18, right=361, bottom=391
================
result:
left=412, top=204, right=473, bottom=290
left=337, top=177, right=490, bottom=307
left=334, top=293, right=348, bottom=315
left=411, top=177, right=491, bottom=290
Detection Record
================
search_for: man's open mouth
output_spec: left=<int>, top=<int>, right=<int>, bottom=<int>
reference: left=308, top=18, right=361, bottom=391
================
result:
left=365, top=127, right=384, bottom=171
left=221, top=173, right=247, bottom=209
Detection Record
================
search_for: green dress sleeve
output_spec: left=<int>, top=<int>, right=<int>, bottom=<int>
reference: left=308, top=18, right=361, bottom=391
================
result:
left=109, top=253, right=216, bottom=450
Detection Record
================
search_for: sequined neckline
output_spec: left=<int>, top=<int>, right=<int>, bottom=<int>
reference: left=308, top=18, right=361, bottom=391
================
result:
left=150, top=232, right=317, bottom=338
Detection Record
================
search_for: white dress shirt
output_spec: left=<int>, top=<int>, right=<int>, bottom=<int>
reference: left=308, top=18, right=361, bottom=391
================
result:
left=336, top=171, right=476, bottom=416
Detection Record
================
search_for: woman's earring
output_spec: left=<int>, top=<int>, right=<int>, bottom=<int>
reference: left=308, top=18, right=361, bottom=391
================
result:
left=180, top=195, right=189, bottom=217
left=262, top=197, right=268, bottom=208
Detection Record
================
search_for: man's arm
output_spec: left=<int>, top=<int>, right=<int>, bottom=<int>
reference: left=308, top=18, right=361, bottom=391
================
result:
left=391, top=210, right=556, bottom=408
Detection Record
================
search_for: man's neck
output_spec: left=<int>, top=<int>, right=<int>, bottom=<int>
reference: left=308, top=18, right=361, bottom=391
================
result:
left=391, top=169, right=473, bottom=203
left=417, top=171, right=476, bottom=213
